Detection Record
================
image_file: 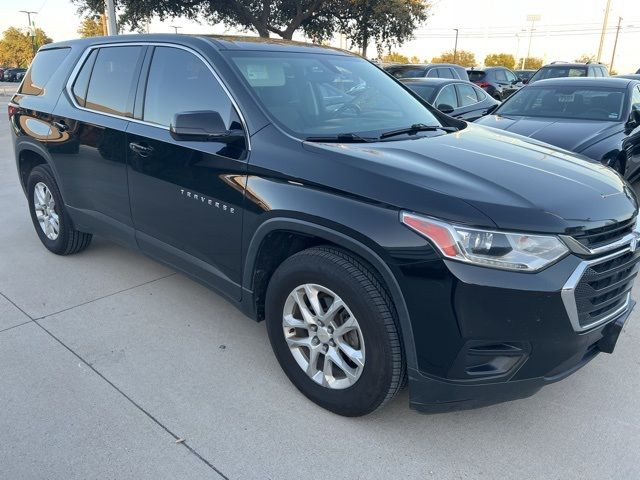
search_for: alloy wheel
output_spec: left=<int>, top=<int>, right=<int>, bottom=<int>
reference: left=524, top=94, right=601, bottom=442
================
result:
left=33, top=182, right=60, bottom=240
left=282, top=283, right=365, bottom=389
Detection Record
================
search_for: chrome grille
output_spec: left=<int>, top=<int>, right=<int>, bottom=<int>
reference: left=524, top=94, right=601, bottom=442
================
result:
left=571, top=218, right=635, bottom=250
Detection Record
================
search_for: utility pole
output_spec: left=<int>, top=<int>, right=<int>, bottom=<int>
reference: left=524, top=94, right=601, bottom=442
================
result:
left=596, top=0, right=612, bottom=61
left=453, top=29, right=459, bottom=63
left=19, top=10, right=37, bottom=58
left=524, top=14, right=541, bottom=69
left=100, top=13, right=107, bottom=36
left=105, top=0, right=117, bottom=35
left=610, top=16, right=622, bottom=72
left=170, top=25, right=182, bottom=34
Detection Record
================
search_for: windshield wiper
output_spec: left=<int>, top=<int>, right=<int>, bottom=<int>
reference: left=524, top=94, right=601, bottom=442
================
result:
left=379, top=123, right=458, bottom=139
left=304, top=132, right=376, bottom=143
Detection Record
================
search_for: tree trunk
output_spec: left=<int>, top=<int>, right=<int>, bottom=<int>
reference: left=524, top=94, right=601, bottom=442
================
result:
left=361, top=34, right=369, bottom=58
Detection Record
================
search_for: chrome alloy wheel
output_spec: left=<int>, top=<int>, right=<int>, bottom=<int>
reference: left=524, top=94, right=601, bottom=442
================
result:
left=33, top=182, right=59, bottom=240
left=282, top=284, right=365, bottom=389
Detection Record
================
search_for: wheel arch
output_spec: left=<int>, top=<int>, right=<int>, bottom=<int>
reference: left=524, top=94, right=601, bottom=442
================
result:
left=242, top=217, right=418, bottom=370
left=15, top=142, right=57, bottom=195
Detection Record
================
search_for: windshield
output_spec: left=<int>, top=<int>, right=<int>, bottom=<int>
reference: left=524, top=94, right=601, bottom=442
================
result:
left=226, top=51, right=443, bottom=138
left=529, top=66, right=587, bottom=83
left=496, top=85, right=626, bottom=121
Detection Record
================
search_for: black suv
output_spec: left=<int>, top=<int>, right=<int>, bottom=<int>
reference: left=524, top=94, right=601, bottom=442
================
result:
left=9, top=35, right=639, bottom=416
left=385, top=63, right=469, bottom=81
left=529, top=62, right=609, bottom=83
left=467, top=67, right=523, bottom=100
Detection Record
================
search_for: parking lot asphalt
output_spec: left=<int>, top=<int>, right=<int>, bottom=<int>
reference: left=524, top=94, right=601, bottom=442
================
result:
left=2, top=85, right=640, bottom=479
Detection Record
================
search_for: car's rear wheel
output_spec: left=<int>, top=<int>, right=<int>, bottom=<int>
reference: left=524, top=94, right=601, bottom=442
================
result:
left=27, top=165, right=92, bottom=255
left=265, top=246, right=405, bottom=416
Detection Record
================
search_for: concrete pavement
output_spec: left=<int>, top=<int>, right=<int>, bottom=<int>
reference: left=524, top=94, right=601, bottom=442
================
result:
left=1, top=92, right=640, bottom=479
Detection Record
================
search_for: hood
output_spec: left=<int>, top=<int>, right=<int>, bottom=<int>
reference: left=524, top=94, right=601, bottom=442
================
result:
left=297, top=124, right=637, bottom=234
left=475, top=115, right=621, bottom=153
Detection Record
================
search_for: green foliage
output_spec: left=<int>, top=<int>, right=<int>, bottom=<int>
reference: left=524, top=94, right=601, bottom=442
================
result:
left=518, top=57, right=543, bottom=69
left=432, top=49, right=475, bottom=67
left=78, top=16, right=105, bottom=37
left=308, top=0, right=430, bottom=57
left=484, top=53, right=515, bottom=69
left=0, top=27, right=52, bottom=67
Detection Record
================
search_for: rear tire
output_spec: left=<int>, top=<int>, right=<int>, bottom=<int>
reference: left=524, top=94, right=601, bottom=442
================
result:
left=265, top=246, right=405, bottom=416
left=27, top=165, right=92, bottom=255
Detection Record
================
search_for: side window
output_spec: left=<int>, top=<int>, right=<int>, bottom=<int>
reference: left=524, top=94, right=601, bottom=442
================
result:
left=456, top=83, right=479, bottom=106
left=632, top=86, right=640, bottom=109
left=600, top=67, right=609, bottom=77
left=143, top=46, right=242, bottom=132
left=19, top=48, right=70, bottom=96
left=473, top=85, right=487, bottom=101
left=437, top=68, right=454, bottom=79
left=426, top=68, right=438, bottom=78
left=435, top=84, right=458, bottom=108
left=84, top=46, right=144, bottom=116
left=495, top=69, right=508, bottom=82
left=505, top=70, right=517, bottom=83
left=71, top=49, right=98, bottom=107
left=591, top=67, right=602, bottom=77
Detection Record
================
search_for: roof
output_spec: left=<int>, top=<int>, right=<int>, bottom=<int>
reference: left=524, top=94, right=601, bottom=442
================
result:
left=399, top=77, right=469, bottom=86
left=39, top=33, right=352, bottom=56
left=540, top=63, right=593, bottom=68
left=526, top=77, right=637, bottom=88
left=386, top=63, right=462, bottom=69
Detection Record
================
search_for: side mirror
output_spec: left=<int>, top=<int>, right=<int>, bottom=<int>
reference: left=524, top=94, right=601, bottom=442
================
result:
left=170, top=110, right=242, bottom=141
left=522, top=78, right=530, bottom=84
left=437, top=104, right=455, bottom=114
left=627, top=106, right=640, bottom=130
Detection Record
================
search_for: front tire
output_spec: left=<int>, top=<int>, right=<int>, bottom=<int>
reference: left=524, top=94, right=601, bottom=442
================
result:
left=265, top=246, right=405, bottom=416
left=27, top=165, right=92, bottom=255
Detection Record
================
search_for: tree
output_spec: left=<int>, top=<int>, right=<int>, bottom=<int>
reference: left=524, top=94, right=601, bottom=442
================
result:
left=78, top=16, right=105, bottom=37
left=484, top=53, right=515, bottom=69
left=409, top=55, right=420, bottom=64
left=382, top=52, right=409, bottom=63
left=518, top=56, right=543, bottom=69
left=575, top=53, right=596, bottom=63
left=432, top=49, right=475, bottom=67
left=75, top=0, right=328, bottom=39
left=0, top=27, right=52, bottom=67
left=309, top=0, right=430, bottom=58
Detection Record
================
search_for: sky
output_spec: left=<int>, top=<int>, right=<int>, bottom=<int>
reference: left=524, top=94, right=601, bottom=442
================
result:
left=1, top=0, right=639, bottom=74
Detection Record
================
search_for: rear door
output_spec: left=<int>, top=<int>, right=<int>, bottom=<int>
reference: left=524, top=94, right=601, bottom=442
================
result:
left=453, top=83, right=484, bottom=120
left=50, top=45, right=146, bottom=246
left=126, top=45, right=248, bottom=299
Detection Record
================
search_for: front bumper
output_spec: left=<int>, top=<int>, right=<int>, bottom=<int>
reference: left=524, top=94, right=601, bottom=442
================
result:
left=397, top=245, right=638, bottom=413
left=409, top=300, right=633, bottom=413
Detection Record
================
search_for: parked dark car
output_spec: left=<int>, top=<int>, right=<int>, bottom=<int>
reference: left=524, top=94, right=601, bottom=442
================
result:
left=10, top=36, right=639, bottom=416
left=476, top=77, right=640, bottom=179
left=385, top=63, right=469, bottom=81
left=400, top=78, right=499, bottom=121
left=467, top=67, right=522, bottom=100
left=515, top=69, right=536, bottom=83
left=529, top=62, right=608, bottom=84
left=4, top=68, right=27, bottom=82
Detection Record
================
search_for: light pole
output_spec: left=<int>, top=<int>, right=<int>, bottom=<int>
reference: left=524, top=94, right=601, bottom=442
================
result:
left=19, top=10, right=37, bottom=58
left=453, top=29, right=459, bottom=63
left=105, top=0, right=117, bottom=35
left=524, top=14, right=541, bottom=69
left=170, top=25, right=182, bottom=34
left=610, top=16, right=622, bottom=72
left=596, top=0, right=612, bottom=62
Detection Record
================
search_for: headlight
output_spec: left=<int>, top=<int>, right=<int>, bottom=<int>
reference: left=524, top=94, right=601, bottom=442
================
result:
left=401, top=212, right=569, bottom=272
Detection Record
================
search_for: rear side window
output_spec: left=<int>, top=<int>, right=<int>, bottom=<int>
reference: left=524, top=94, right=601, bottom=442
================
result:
left=437, top=68, right=454, bottom=79
left=495, top=70, right=508, bottom=82
left=391, top=67, right=426, bottom=78
left=143, top=46, right=239, bottom=128
left=456, top=83, right=478, bottom=106
left=84, top=46, right=144, bottom=116
left=435, top=84, right=458, bottom=108
left=19, top=48, right=70, bottom=96
left=71, top=49, right=98, bottom=106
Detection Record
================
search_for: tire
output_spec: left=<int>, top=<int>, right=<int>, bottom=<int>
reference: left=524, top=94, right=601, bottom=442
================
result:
left=27, top=165, right=92, bottom=255
left=265, top=246, right=406, bottom=416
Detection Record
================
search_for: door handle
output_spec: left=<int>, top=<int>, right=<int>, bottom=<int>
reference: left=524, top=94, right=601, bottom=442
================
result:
left=52, top=121, right=69, bottom=132
left=129, top=142, right=154, bottom=157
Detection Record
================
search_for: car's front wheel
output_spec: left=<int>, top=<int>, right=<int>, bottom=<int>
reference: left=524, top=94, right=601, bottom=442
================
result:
left=27, top=165, right=92, bottom=255
left=265, top=246, right=405, bottom=416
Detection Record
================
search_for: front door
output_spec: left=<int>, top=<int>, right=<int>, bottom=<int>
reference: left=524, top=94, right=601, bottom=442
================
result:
left=126, top=46, right=249, bottom=300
